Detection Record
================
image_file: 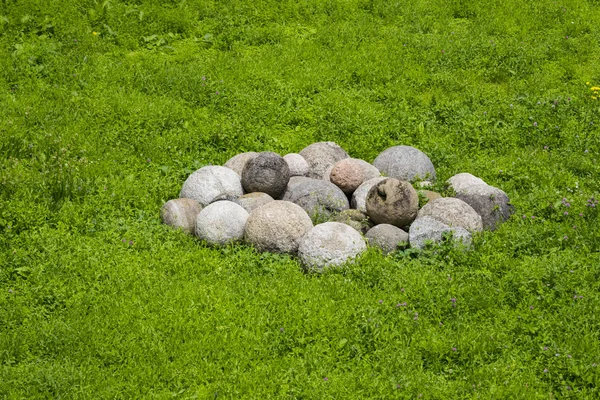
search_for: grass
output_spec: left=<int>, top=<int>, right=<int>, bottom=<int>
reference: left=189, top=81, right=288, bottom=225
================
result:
left=1, top=0, right=600, bottom=397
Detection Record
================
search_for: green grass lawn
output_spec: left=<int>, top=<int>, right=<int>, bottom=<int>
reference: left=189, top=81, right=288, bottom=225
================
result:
left=1, top=0, right=600, bottom=398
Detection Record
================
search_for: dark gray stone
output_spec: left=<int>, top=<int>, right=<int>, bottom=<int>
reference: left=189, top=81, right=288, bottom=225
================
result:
left=242, top=152, right=290, bottom=199
left=282, top=178, right=349, bottom=219
left=455, top=184, right=513, bottom=230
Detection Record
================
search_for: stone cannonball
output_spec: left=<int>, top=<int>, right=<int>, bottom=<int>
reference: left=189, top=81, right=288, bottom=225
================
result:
left=447, top=172, right=487, bottom=193
left=372, top=145, right=436, bottom=182
left=195, top=201, right=249, bottom=245
left=180, top=166, right=243, bottom=207
left=365, top=178, right=419, bottom=227
left=224, top=152, right=258, bottom=177
left=329, top=158, right=366, bottom=195
left=161, top=198, right=203, bottom=234
left=351, top=177, right=386, bottom=213
left=283, top=153, right=309, bottom=177
left=455, top=184, right=513, bottom=230
left=281, top=178, right=349, bottom=220
left=234, top=192, right=275, bottom=213
left=408, top=216, right=472, bottom=250
left=299, top=142, right=349, bottom=179
left=241, top=152, right=290, bottom=199
left=365, top=224, right=409, bottom=254
left=417, top=197, right=483, bottom=233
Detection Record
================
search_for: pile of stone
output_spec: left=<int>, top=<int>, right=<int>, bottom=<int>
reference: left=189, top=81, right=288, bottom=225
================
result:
left=161, top=142, right=513, bottom=272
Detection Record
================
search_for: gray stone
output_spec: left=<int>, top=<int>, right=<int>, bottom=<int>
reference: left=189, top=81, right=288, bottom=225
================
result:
left=365, top=224, right=409, bottom=254
left=417, top=197, right=483, bottom=232
left=299, top=142, right=349, bottom=179
left=350, top=177, right=386, bottom=213
left=419, top=190, right=442, bottom=204
left=180, top=166, right=243, bottom=207
left=224, top=152, right=258, bottom=177
left=235, top=192, right=274, bottom=213
left=242, top=152, right=290, bottom=199
left=298, top=222, right=367, bottom=272
left=244, top=201, right=313, bottom=254
left=331, top=209, right=372, bottom=234
left=195, top=201, right=249, bottom=245
left=283, top=153, right=309, bottom=177
left=455, top=184, right=513, bottom=230
left=372, top=145, right=436, bottom=181
left=355, top=159, right=381, bottom=181
left=365, top=178, right=419, bottom=227
left=329, top=158, right=365, bottom=195
left=282, top=178, right=349, bottom=219
left=409, top=216, right=472, bottom=249
left=161, top=198, right=203, bottom=234
left=447, top=173, right=487, bottom=193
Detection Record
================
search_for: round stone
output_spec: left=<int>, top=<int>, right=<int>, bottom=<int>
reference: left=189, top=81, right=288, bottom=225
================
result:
left=282, top=178, right=349, bottom=219
left=365, top=224, right=409, bottom=254
left=365, top=178, right=419, bottom=227
left=350, top=177, right=386, bottom=213
left=161, top=198, right=203, bottom=234
left=455, top=184, right=513, bottom=230
left=180, top=166, right=243, bottom=207
left=195, top=201, right=249, bottom=245
left=447, top=173, right=487, bottom=193
left=299, top=142, right=349, bottom=179
left=235, top=192, right=274, bottom=213
left=330, top=159, right=365, bottom=195
left=355, top=159, right=381, bottom=181
left=244, top=201, right=313, bottom=254
left=331, top=209, right=372, bottom=234
left=224, top=152, right=258, bottom=177
left=417, top=197, right=483, bottom=232
left=283, top=153, right=309, bottom=177
left=298, top=222, right=367, bottom=272
left=242, top=152, right=290, bottom=199
left=408, top=216, right=472, bottom=250
left=372, top=145, right=436, bottom=182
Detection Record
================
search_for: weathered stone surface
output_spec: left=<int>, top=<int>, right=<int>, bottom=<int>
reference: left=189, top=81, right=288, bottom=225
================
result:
left=282, top=178, right=349, bottom=219
left=180, top=166, right=243, bottom=207
left=244, top=201, right=313, bottom=254
left=330, top=158, right=365, bottom=195
left=409, top=216, right=472, bottom=249
left=161, top=198, right=203, bottom=234
left=298, top=222, right=367, bottom=271
left=331, top=209, right=372, bottom=233
left=351, top=177, right=386, bottom=213
left=283, top=153, right=309, bottom=177
left=242, top=152, right=290, bottom=199
left=224, top=152, right=257, bottom=177
left=365, top=178, right=419, bottom=227
left=195, top=201, right=249, bottom=245
left=447, top=173, right=487, bottom=193
left=365, top=224, right=409, bottom=254
left=455, top=184, right=513, bottom=230
left=299, top=142, right=349, bottom=179
left=373, top=145, right=436, bottom=181
left=234, top=192, right=274, bottom=213
left=355, top=159, right=381, bottom=181
left=417, top=197, right=483, bottom=232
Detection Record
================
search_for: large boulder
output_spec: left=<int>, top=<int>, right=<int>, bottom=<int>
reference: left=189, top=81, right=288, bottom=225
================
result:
left=224, top=152, right=258, bottom=177
left=447, top=173, right=487, bottom=193
left=195, top=201, right=248, bottom=245
left=365, top=224, right=409, bottom=254
left=331, top=209, right=372, bottom=234
left=373, top=145, right=436, bottom=182
left=244, top=201, right=313, bottom=254
left=329, top=158, right=365, bottom=195
left=409, top=216, right=472, bottom=249
left=282, top=178, right=349, bottom=219
left=365, top=178, right=419, bottom=227
left=283, top=153, right=309, bottom=177
left=242, top=152, right=290, bottom=199
left=298, top=222, right=367, bottom=272
left=180, top=166, right=243, bottom=207
left=417, top=197, right=483, bottom=232
left=455, top=184, right=513, bottom=230
left=234, top=192, right=274, bottom=213
left=161, top=198, right=203, bottom=234
left=351, top=177, right=386, bottom=213
left=299, top=142, right=349, bottom=179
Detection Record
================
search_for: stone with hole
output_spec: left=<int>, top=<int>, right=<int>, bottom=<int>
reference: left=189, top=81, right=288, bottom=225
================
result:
left=298, top=222, right=367, bottom=272
left=161, top=198, right=203, bottom=234
left=365, top=178, right=419, bottom=227
left=242, top=152, right=290, bottom=199
left=244, top=201, right=313, bottom=254
left=195, top=201, right=248, bottom=245
left=351, top=177, right=386, bottom=213
left=180, top=166, right=243, bottom=207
